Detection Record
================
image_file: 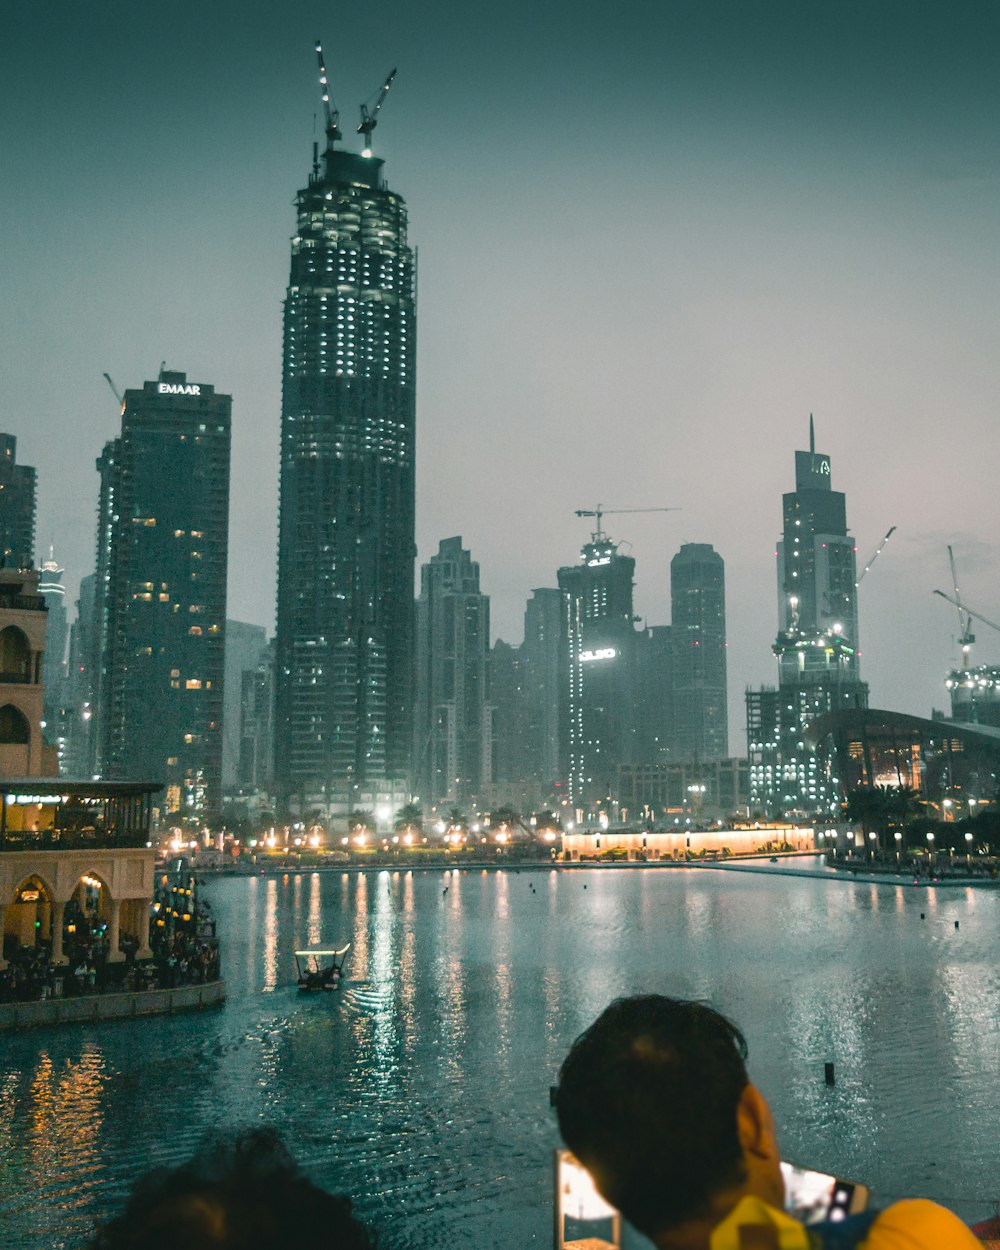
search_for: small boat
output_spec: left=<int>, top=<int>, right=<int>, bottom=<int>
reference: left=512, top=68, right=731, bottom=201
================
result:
left=294, top=944, right=351, bottom=992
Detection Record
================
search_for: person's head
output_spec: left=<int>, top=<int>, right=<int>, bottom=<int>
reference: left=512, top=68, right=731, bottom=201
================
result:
left=555, top=995, right=782, bottom=1244
left=87, top=1127, right=374, bottom=1250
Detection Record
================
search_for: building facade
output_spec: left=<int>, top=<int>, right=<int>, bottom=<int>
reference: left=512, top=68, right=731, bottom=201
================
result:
left=97, top=370, right=231, bottom=820
left=222, top=621, right=268, bottom=793
left=274, top=121, right=416, bottom=817
left=0, top=435, right=35, bottom=572
left=558, top=529, right=638, bottom=815
left=747, top=421, right=867, bottom=816
left=0, top=568, right=56, bottom=778
left=414, top=538, right=492, bottom=807
left=670, top=543, right=728, bottom=761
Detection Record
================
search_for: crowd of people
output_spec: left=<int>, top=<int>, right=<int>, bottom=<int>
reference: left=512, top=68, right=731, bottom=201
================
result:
left=0, top=900, right=220, bottom=1005
left=74, top=994, right=993, bottom=1249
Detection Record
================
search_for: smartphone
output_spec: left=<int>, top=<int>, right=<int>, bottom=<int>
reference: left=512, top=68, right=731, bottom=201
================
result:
left=781, top=1161, right=870, bottom=1225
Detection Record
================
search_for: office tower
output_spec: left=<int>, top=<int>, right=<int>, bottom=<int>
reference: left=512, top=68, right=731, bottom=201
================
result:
left=522, top=588, right=569, bottom=796
left=558, top=525, right=638, bottom=814
left=39, top=549, right=68, bottom=707
left=488, top=638, right=529, bottom=802
left=222, top=620, right=268, bottom=792
left=0, top=435, right=36, bottom=571
left=414, top=537, right=492, bottom=807
left=239, top=639, right=275, bottom=796
left=671, top=543, right=728, bottom=761
left=97, top=369, right=231, bottom=819
left=747, top=420, right=867, bottom=816
left=274, top=82, right=416, bottom=818
left=634, top=624, right=673, bottom=763
left=63, top=572, right=97, bottom=777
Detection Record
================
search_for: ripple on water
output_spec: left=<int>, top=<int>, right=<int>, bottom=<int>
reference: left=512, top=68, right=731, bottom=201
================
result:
left=3, top=868, right=1000, bottom=1247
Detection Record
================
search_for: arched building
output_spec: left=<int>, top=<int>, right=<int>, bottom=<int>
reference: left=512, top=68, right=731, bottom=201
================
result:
left=804, top=707, right=1000, bottom=817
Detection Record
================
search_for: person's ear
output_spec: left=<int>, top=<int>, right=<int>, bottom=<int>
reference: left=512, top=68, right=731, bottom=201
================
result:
left=736, top=1084, right=779, bottom=1161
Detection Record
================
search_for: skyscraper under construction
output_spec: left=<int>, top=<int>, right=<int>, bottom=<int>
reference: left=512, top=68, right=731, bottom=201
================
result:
left=747, top=419, right=867, bottom=816
left=274, top=49, right=416, bottom=816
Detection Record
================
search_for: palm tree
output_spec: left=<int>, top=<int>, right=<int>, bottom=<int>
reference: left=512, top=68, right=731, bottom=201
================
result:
left=445, top=805, right=466, bottom=830
left=346, top=809, right=375, bottom=834
left=394, top=802, right=423, bottom=834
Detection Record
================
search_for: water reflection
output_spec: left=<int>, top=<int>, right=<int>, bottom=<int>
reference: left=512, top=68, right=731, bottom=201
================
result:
left=3, top=868, right=1000, bottom=1249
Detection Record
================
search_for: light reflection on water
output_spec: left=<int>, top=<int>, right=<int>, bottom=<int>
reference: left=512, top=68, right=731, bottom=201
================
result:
left=3, top=866, right=1000, bottom=1248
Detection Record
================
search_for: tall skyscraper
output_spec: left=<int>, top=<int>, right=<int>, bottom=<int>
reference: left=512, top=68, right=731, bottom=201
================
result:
left=670, top=543, right=728, bottom=761
left=747, top=420, right=867, bottom=816
left=522, top=588, right=569, bottom=794
left=97, top=369, right=231, bottom=819
left=39, top=548, right=68, bottom=706
left=558, top=526, right=638, bottom=814
left=222, top=620, right=268, bottom=792
left=274, top=64, right=416, bottom=818
left=414, top=538, right=492, bottom=807
left=0, top=434, right=36, bottom=571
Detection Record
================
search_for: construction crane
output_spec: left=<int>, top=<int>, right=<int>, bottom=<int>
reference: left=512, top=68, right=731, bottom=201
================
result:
left=315, top=40, right=342, bottom=150
left=357, top=68, right=396, bottom=156
left=942, top=545, right=976, bottom=668
left=933, top=590, right=1000, bottom=640
left=102, top=373, right=124, bottom=409
left=855, top=525, right=896, bottom=587
left=575, top=505, right=680, bottom=541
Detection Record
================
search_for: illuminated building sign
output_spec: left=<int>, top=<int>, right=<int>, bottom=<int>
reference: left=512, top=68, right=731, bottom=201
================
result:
left=586, top=556, right=611, bottom=567
left=579, top=648, right=616, bottom=663
left=158, top=383, right=201, bottom=396
left=5, top=793, right=68, bottom=805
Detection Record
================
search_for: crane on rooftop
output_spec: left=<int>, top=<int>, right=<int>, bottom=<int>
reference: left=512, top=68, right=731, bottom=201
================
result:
left=933, top=591, right=1000, bottom=641
left=102, top=373, right=124, bottom=410
left=940, top=545, right=977, bottom=669
left=575, top=505, right=680, bottom=542
left=855, top=525, right=896, bottom=587
left=357, top=68, right=397, bottom=156
left=315, top=40, right=342, bottom=152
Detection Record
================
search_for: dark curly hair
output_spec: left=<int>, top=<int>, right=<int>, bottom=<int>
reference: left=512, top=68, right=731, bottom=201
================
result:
left=86, top=1127, right=374, bottom=1250
left=556, top=995, right=750, bottom=1238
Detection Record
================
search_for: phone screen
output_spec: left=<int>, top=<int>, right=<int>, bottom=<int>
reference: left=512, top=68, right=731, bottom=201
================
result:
left=780, top=1161, right=868, bottom=1225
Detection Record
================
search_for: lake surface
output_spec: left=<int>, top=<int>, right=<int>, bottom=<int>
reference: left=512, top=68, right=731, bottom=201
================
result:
left=3, top=861, right=1000, bottom=1248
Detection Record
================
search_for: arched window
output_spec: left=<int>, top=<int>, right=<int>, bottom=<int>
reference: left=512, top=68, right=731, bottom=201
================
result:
left=0, top=703, right=30, bottom=744
left=0, top=627, right=31, bottom=682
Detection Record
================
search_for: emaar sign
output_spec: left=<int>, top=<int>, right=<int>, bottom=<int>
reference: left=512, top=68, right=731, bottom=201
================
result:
left=158, top=382, right=201, bottom=396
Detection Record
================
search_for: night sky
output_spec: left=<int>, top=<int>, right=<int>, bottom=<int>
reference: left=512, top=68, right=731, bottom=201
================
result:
left=2, top=1, right=998, bottom=749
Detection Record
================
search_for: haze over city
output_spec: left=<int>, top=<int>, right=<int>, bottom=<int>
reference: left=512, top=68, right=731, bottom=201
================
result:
left=3, top=0, right=999, bottom=748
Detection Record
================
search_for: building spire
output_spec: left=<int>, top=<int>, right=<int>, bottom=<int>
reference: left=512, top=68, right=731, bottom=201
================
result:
left=809, top=413, right=815, bottom=455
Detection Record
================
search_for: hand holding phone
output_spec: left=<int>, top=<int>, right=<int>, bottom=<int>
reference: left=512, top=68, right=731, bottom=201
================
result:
left=780, top=1161, right=870, bottom=1225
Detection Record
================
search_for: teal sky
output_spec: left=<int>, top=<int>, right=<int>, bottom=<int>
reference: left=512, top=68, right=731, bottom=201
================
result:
left=2, top=1, right=999, bottom=747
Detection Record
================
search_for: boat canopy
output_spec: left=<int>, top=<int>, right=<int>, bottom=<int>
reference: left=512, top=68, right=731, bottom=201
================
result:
left=294, top=944, right=350, bottom=958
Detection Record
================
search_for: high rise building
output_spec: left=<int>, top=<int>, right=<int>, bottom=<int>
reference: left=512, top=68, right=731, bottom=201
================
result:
left=0, top=435, right=36, bottom=571
left=274, top=76, right=416, bottom=818
left=522, top=588, right=569, bottom=795
left=39, top=549, right=68, bottom=708
left=633, top=624, right=673, bottom=763
left=670, top=543, right=728, bottom=761
left=96, top=369, right=231, bottom=819
left=558, top=526, right=638, bottom=815
left=63, top=572, right=97, bottom=777
left=414, top=537, right=492, bottom=807
left=222, top=620, right=268, bottom=792
left=747, top=420, right=867, bottom=816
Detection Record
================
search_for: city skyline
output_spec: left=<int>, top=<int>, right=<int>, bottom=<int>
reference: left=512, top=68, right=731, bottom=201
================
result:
left=3, top=1, right=999, bottom=752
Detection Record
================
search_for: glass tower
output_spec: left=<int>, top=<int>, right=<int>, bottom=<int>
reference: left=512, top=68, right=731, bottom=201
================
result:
left=747, top=420, right=867, bottom=816
left=275, top=104, right=416, bottom=816
left=98, top=370, right=231, bottom=819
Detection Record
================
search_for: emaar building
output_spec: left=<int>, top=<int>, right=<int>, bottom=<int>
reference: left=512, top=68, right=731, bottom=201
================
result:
left=274, top=53, right=416, bottom=817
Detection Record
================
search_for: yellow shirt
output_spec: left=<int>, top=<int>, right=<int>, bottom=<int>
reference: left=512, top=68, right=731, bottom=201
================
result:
left=709, top=1195, right=983, bottom=1250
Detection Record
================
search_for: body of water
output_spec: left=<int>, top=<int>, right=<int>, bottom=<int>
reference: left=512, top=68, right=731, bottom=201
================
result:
left=2, top=862, right=1000, bottom=1247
